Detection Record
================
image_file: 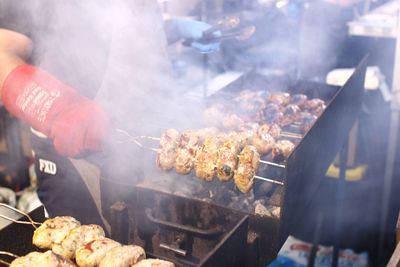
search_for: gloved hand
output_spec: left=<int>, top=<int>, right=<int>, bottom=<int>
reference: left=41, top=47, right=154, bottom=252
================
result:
left=170, top=18, right=220, bottom=54
left=2, top=64, right=110, bottom=157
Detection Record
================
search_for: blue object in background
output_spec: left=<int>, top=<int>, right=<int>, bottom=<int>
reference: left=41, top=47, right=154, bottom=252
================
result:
left=170, top=18, right=221, bottom=53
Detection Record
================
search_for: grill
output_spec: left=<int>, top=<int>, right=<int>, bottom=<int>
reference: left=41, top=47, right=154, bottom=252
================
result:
left=99, top=56, right=367, bottom=266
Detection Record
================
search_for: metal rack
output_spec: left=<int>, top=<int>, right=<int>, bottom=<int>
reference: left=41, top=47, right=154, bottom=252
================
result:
left=347, top=0, right=400, bottom=261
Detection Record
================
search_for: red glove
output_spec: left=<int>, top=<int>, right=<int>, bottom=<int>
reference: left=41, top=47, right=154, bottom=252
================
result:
left=2, top=64, right=110, bottom=157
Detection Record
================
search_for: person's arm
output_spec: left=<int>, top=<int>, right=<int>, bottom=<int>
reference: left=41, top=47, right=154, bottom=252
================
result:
left=0, top=29, right=110, bottom=157
left=0, top=29, right=32, bottom=93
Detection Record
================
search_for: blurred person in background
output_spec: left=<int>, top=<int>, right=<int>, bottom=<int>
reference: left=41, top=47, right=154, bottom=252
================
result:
left=0, top=0, right=219, bottom=227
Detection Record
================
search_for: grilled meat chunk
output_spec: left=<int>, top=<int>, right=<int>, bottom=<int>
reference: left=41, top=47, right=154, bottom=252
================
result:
left=75, top=238, right=121, bottom=267
left=132, top=259, right=175, bottom=267
left=52, top=224, right=105, bottom=260
left=289, top=94, right=308, bottom=107
left=216, top=139, right=241, bottom=181
left=99, top=245, right=145, bottom=267
left=267, top=92, right=291, bottom=106
left=195, top=136, right=224, bottom=181
left=10, top=251, right=75, bottom=267
left=272, top=140, right=295, bottom=162
left=234, top=145, right=260, bottom=193
left=33, top=216, right=80, bottom=249
left=174, top=131, right=200, bottom=174
left=157, top=129, right=180, bottom=171
left=252, top=133, right=275, bottom=155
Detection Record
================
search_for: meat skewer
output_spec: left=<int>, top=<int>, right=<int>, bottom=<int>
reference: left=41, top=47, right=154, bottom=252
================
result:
left=9, top=251, right=75, bottom=267
left=156, top=129, right=180, bottom=171
left=52, top=224, right=105, bottom=260
left=272, top=140, right=295, bottom=162
left=216, top=139, right=241, bottom=181
left=33, top=216, right=81, bottom=250
left=194, top=135, right=224, bottom=181
left=174, top=130, right=200, bottom=174
left=234, top=145, right=260, bottom=193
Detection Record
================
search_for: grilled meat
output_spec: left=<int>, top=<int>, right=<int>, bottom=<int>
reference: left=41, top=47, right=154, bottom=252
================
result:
left=174, top=131, right=200, bottom=174
left=33, top=216, right=80, bottom=249
left=132, top=259, right=175, bottom=267
left=234, top=145, right=260, bottom=193
left=75, top=238, right=121, bottom=267
left=216, top=139, right=241, bottom=181
left=99, top=245, right=145, bottom=267
left=272, top=140, right=295, bottom=162
left=252, top=133, right=275, bottom=155
left=156, top=129, right=180, bottom=171
left=52, top=224, right=105, bottom=260
left=267, top=92, right=291, bottom=106
left=10, top=251, right=75, bottom=267
left=304, top=98, right=326, bottom=113
left=299, top=113, right=318, bottom=133
left=195, top=136, right=224, bottom=181
left=289, top=94, right=308, bottom=107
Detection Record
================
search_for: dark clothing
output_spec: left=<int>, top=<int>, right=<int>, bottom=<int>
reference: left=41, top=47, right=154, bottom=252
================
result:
left=30, top=133, right=105, bottom=227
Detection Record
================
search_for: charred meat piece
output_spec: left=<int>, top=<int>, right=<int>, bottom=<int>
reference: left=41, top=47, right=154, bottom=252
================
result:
left=299, top=114, right=318, bottom=133
left=99, top=245, right=146, bottom=267
left=272, top=140, right=295, bottom=162
left=234, top=145, right=260, bottom=193
left=235, top=90, right=267, bottom=114
left=33, top=216, right=80, bottom=249
left=217, top=139, right=241, bottom=181
left=304, top=98, right=326, bottom=114
left=195, top=136, right=224, bottom=181
left=52, top=224, right=105, bottom=260
left=132, top=259, right=175, bottom=267
left=263, top=105, right=285, bottom=125
left=290, top=94, right=308, bottom=107
left=174, top=130, right=200, bottom=174
left=267, top=124, right=282, bottom=139
left=75, top=238, right=121, bottom=267
left=267, top=92, right=291, bottom=106
left=156, top=129, right=180, bottom=171
left=10, top=251, right=75, bottom=267
left=228, top=131, right=253, bottom=149
left=252, top=124, right=276, bottom=155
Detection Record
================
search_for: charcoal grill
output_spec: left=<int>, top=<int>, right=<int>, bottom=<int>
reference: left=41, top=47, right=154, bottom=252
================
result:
left=100, top=57, right=367, bottom=266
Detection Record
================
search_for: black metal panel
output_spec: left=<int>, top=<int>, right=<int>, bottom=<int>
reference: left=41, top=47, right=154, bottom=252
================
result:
left=0, top=206, right=45, bottom=259
left=280, top=57, right=368, bottom=244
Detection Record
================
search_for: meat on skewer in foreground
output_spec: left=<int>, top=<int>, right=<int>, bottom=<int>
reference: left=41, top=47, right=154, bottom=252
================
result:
left=33, top=216, right=80, bottom=249
left=10, top=251, right=75, bottom=267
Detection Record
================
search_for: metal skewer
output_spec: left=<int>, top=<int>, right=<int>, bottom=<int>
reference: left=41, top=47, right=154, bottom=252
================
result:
left=259, top=159, right=285, bottom=168
left=254, top=175, right=284, bottom=186
left=0, top=251, right=19, bottom=266
left=0, top=203, right=41, bottom=229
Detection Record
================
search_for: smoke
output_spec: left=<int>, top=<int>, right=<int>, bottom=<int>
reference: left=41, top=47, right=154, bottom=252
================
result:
left=297, top=0, right=354, bottom=81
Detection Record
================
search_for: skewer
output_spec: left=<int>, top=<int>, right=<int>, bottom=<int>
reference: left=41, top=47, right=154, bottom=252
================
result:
left=259, top=159, right=285, bottom=168
left=281, top=132, right=302, bottom=139
left=0, top=259, right=10, bottom=266
left=0, top=251, right=19, bottom=266
left=0, top=203, right=41, bottom=228
left=253, top=175, right=284, bottom=186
